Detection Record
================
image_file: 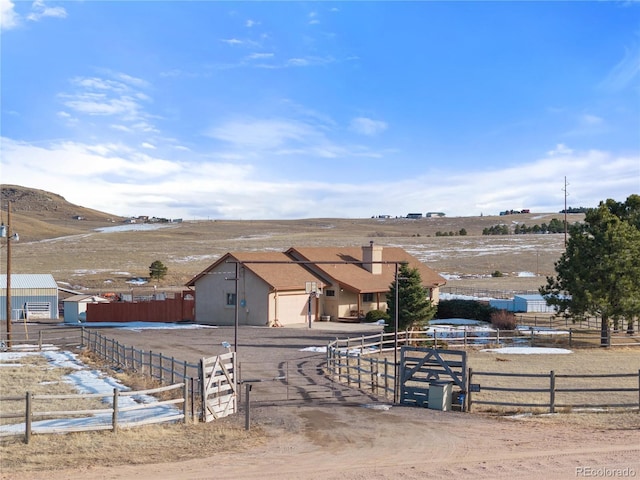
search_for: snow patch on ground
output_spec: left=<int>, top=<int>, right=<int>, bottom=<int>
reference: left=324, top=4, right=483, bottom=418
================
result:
left=481, top=347, right=573, bottom=354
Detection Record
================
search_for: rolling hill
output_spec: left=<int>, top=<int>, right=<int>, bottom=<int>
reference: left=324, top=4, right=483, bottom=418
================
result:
left=1, top=185, right=123, bottom=242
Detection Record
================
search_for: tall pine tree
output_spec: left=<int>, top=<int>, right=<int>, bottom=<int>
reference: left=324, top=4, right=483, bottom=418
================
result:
left=541, top=195, right=640, bottom=346
left=385, top=262, right=437, bottom=332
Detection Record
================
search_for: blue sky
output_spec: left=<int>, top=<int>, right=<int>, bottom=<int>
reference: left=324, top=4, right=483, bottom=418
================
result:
left=1, top=1, right=639, bottom=220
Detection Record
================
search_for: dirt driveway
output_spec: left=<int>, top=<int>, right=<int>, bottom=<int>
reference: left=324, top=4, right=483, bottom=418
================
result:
left=8, top=322, right=640, bottom=480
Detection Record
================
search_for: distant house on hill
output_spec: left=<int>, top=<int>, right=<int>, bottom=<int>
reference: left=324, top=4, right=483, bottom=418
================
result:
left=186, top=243, right=446, bottom=327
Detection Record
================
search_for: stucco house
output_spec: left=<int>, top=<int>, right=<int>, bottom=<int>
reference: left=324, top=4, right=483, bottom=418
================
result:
left=186, top=243, right=446, bottom=327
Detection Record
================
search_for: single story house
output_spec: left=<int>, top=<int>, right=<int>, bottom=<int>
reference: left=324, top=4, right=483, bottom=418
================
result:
left=0, top=274, right=59, bottom=321
left=186, top=243, right=446, bottom=327
left=63, top=294, right=110, bottom=323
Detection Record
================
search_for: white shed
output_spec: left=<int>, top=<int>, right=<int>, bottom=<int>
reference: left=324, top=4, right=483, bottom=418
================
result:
left=513, top=294, right=555, bottom=313
left=63, top=295, right=110, bottom=323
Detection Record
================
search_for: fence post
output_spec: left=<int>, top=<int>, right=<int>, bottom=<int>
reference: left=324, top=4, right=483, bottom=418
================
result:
left=171, top=357, right=175, bottom=384
left=550, top=370, right=556, bottom=414
left=149, top=351, right=153, bottom=379
left=467, top=368, right=473, bottom=412
left=190, top=377, right=196, bottom=423
left=497, top=329, right=500, bottom=346
left=25, top=392, right=32, bottom=444
left=159, top=354, right=164, bottom=383
left=199, top=359, right=205, bottom=423
left=569, top=329, right=573, bottom=348
left=637, top=370, right=640, bottom=413
left=370, top=357, right=375, bottom=394
left=357, top=355, right=362, bottom=389
left=112, top=388, right=119, bottom=433
left=183, top=382, right=189, bottom=424
left=80, top=327, right=85, bottom=348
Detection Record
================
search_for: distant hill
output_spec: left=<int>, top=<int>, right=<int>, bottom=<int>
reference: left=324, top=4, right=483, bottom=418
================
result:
left=1, top=184, right=124, bottom=242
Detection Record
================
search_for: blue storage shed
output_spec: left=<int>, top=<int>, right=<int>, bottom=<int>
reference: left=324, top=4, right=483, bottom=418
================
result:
left=514, top=294, right=556, bottom=313
left=0, top=274, right=59, bottom=321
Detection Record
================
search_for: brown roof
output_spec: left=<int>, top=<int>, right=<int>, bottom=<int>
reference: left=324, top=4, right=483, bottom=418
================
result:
left=187, top=246, right=445, bottom=294
left=286, top=246, right=446, bottom=293
left=186, top=251, right=324, bottom=291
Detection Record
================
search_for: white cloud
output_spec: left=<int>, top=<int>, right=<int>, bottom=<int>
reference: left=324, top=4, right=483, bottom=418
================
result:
left=579, top=114, right=603, bottom=126
left=26, top=0, right=67, bottom=22
left=600, top=42, right=640, bottom=92
left=349, top=117, right=388, bottom=136
left=1, top=0, right=67, bottom=30
left=206, top=118, right=317, bottom=150
left=221, top=38, right=244, bottom=46
left=141, top=142, right=156, bottom=150
left=247, top=52, right=274, bottom=60
left=1, top=136, right=637, bottom=220
left=1, top=0, right=20, bottom=30
left=547, top=144, right=573, bottom=156
left=58, top=72, right=156, bottom=134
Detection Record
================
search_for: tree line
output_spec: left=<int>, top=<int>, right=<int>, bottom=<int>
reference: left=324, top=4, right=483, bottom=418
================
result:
left=483, top=218, right=575, bottom=235
left=385, top=195, right=640, bottom=348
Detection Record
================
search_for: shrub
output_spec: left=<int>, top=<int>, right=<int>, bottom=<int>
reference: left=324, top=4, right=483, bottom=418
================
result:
left=490, top=310, right=517, bottom=329
left=436, top=299, right=496, bottom=322
left=492, top=270, right=504, bottom=277
left=365, top=309, right=389, bottom=323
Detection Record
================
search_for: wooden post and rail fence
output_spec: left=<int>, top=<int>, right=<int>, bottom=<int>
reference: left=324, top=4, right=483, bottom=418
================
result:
left=0, top=383, right=188, bottom=444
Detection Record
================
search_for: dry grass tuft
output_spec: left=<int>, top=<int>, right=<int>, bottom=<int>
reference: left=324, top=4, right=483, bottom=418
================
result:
left=1, top=421, right=265, bottom=472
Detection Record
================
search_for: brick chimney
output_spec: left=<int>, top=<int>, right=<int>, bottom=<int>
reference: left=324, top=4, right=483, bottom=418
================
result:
left=362, top=241, right=383, bottom=274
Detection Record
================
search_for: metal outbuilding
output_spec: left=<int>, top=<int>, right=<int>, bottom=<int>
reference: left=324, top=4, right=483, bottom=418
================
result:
left=63, top=294, right=110, bottom=323
left=0, top=274, right=59, bottom=321
left=489, top=294, right=556, bottom=313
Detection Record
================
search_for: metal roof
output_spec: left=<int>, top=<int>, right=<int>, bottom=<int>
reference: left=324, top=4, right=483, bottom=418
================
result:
left=0, top=274, right=58, bottom=289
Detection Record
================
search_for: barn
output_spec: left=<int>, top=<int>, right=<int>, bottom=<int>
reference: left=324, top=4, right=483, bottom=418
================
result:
left=0, top=274, right=59, bottom=321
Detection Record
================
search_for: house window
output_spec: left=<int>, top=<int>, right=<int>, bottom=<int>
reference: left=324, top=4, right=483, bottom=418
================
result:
left=362, top=293, right=374, bottom=302
left=226, top=293, right=236, bottom=306
left=325, top=289, right=336, bottom=297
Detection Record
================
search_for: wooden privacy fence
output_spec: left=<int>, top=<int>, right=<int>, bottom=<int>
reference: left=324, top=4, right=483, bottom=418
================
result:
left=0, top=383, right=187, bottom=444
left=86, top=291, right=195, bottom=323
left=81, top=328, right=202, bottom=422
left=467, top=368, right=640, bottom=413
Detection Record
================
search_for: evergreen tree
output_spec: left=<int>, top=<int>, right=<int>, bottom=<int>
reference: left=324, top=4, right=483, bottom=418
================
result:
left=385, top=263, right=437, bottom=332
left=149, top=260, right=168, bottom=281
left=540, top=195, right=640, bottom=345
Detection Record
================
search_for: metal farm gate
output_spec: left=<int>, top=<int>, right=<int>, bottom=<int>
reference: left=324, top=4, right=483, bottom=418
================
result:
left=200, top=352, right=237, bottom=421
left=400, top=347, right=467, bottom=410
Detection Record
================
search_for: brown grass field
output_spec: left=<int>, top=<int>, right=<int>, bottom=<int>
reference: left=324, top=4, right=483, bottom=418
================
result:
left=1, top=186, right=638, bottom=480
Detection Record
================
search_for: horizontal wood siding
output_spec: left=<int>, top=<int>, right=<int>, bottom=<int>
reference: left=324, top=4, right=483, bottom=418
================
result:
left=86, top=294, right=194, bottom=323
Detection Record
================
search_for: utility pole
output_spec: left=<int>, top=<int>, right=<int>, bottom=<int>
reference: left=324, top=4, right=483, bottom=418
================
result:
left=563, top=177, right=569, bottom=246
left=5, top=202, right=13, bottom=347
